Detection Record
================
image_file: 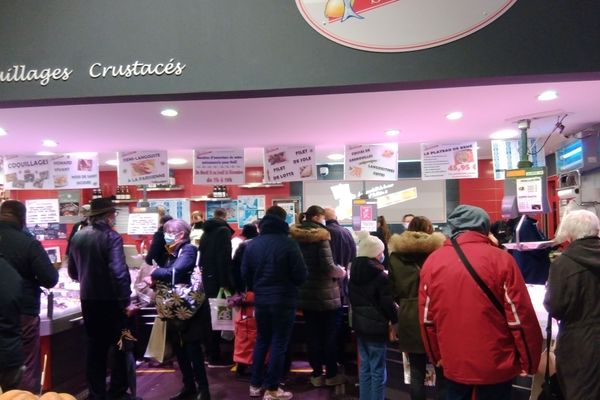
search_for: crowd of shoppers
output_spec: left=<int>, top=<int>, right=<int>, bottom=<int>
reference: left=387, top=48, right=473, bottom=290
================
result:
left=4, top=197, right=594, bottom=400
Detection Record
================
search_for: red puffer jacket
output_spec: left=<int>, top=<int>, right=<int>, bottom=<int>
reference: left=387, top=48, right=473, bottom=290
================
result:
left=418, top=231, right=542, bottom=385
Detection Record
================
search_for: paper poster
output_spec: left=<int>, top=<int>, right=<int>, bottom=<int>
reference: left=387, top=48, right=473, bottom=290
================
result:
left=127, top=212, right=159, bottom=235
left=26, top=199, right=60, bottom=225
left=352, top=199, right=377, bottom=232
left=421, top=141, right=478, bottom=180
left=3, top=155, right=53, bottom=189
left=264, top=145, right=316, bottom=182
left=113, top=205, right=130, bottom=234
left=206, top=200, right=238, bottom=223
left=193, top=148, right=245, bottom=185
left=58, top=190, right=81, bottom=223
left=516, top=177, right=543, bottom=212
left=345, top=143, right=398, bottom=181
left=117, top=151, right=169, bottom=185
left=491, top=139, right=545, bottom=180
left=28, top=223, right=67, bottom=241
left=238, top=195, right=265, bottom=226
left=148, top=198, right=190, bottom=223
left=52, top=153, right=99, bottom=189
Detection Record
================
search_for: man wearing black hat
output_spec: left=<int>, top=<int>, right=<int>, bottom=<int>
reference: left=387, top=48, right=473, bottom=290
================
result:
left=68, top=197, right=134, bottom=400
left=0, top=200, right=58, bottom=393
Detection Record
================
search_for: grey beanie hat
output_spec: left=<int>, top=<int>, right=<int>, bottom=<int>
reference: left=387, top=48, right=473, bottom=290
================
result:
left=447, top=205, right=491, bottom=236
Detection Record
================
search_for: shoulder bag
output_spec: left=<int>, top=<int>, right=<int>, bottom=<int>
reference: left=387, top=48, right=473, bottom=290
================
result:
left=537, top=313, right=564, bottom=400
left=450, top=237, right=504, bottom=316
left=155, top=250, right=205, bottom=320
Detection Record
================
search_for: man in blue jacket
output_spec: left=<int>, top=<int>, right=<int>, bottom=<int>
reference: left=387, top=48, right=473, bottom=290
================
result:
left=242, top=206, right=307, bottom=400
left=0, top=200, right=58, bottom=393
left=69, top=197, right=133, bottom=400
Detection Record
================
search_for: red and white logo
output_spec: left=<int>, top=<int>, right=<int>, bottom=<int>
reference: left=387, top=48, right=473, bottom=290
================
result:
left=295, top=0, right=517, bottom=52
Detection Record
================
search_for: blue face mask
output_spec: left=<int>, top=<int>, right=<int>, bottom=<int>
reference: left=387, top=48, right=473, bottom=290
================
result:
left=378, top=254, right=385, bottom=264
left=164, top=233, right=177, bottom=245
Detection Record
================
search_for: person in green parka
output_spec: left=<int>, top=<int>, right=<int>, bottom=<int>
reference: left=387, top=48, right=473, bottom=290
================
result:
left=388, top=216, right=446, bottom=400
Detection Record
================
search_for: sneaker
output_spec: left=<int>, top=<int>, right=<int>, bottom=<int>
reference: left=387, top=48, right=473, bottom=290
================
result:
left=263, top=388, right=293, bottom=400
left=325, top=374, right=346, bottom=386
left=309, top=375, right=325, bottom=387
left=249, top=385, right=263, bottom=397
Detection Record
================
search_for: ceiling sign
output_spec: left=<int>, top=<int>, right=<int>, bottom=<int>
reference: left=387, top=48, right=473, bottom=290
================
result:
left=295, top=0, right=517, bottom=52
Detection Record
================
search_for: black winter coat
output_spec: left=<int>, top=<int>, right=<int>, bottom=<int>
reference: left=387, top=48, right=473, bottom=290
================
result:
left=199, top=217, right=235, bottom=297
left=349, top=257, right=398, bottom=342
left=0, top=253, right=23, bottom=368
left=544, top=236, right=600, bottom=400
left=68, top=220, right=131, bottom=307
left=145, top=226, right=169, bottom=267
left=290, top=221, right=341, bottom=311
left=0, top=220, right=57, bottom=315
left=242, top=215, right=307, bottom=308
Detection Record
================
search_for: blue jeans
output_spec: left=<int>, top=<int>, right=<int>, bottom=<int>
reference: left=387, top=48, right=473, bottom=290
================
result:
left=357, top=337, right=387, bottom=400
left=445, top=378, right=512, bottom=400
left=251, top=305, right=296, bottom=390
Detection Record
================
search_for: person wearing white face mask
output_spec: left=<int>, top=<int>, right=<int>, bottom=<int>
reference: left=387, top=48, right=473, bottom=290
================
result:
left=290, top=205, right=346, bottom=387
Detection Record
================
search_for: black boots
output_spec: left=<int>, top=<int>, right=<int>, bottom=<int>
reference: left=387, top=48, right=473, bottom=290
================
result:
left=169, top=386, right=197, bottom=400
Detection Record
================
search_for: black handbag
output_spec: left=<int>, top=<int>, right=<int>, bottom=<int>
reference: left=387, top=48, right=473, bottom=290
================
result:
left=537, top=314, right=564, bottom=400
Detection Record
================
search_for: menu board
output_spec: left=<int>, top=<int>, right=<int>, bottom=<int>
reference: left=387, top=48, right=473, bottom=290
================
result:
left=421, top=141, right=478, bottom=180
left=491, top=139, right=545, bottom=180
left=344, top=143, right=398, bottom=181
left=26, top=199, right=60, bottom=225
left=264, top=145, right=316, bottom=182
left=127, top=212, right=159, bottom=235
left=117, top=151, right=169, bottom=185
left=3, top=155, right=53, bottom=189
left=193, top=148, right=245, bottom=185
left=52, top=153, right=99, bottom=189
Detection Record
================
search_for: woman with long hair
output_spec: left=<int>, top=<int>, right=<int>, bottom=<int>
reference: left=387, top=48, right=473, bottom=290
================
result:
left=290, top=205, right=346, bottom=387
left=388, top=216, right=446, bottom=400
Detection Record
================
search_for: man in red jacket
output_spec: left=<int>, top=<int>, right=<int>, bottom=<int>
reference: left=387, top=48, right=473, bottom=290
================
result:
left=419, top=205, right=542, bottom=400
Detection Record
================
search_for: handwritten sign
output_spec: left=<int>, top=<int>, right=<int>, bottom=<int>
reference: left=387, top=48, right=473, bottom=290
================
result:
left=25, top=199, right=60, bottom=225
left=345, top=143, right=398, bottom=181
left=264, top=145, right=316, bottom=183
left=127, top=213, right=159, bottom=235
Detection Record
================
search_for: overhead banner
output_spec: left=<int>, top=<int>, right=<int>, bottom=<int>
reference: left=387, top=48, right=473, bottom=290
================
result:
left=491, top=139, right=545, bottom=180
left=193, top=148, right=245, bottom=185
left=264, top=145, right=316, bottom=183
left=52, top=153, right=99, bottom=189
left=421, top=141, right=478, bottom=180
left=117, top=151, right=169, bottom=185
left=345, top=143, right=398, bottom=181
left=3, top=155, right=53, bottom=189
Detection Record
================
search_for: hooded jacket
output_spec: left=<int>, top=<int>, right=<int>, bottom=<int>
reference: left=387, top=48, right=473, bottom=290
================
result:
left=544, top=236, right=600, bottom=400
left=419, top=230, right=542, bottom=385
left=348, top=256, right=398, bottom=342
left=242, top=215, right=307, bottom=308
left=388, top=231, right=445, bottom=353
left=290, top=221, right=341, bottom=311
left=199, top=217, right=235, bottom=297
left=0, top=220, right=58, bottom=315
left=68, top=220, right=131, bottom=307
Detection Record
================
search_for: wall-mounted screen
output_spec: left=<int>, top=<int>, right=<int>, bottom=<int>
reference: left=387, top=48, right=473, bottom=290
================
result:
left=303, top=179, right=446, bottom=224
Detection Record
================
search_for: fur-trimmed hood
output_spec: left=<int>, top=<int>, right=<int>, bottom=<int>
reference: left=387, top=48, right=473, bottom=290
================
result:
left=290, top=222, right=331, bottom=243
left=388, top=231, right=445, bottom=255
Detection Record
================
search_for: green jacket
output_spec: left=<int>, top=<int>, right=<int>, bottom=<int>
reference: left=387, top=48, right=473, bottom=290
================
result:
left=388, top=231, right=445, bottom=353
left=290, top=222, right=341, bottom=311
